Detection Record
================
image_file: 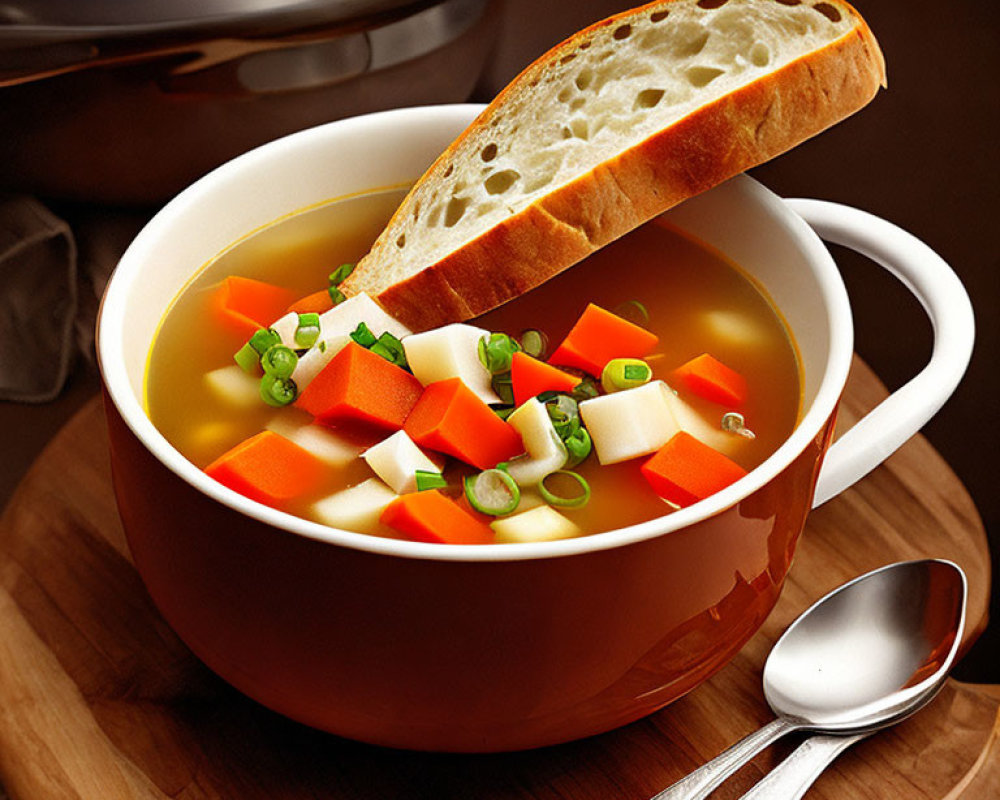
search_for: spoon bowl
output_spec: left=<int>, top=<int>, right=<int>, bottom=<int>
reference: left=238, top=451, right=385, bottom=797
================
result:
left=654, top=559, right=967, bottom=800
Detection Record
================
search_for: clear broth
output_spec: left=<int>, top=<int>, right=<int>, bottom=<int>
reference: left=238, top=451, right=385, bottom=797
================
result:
left=146, top=188, right=801, bottom=538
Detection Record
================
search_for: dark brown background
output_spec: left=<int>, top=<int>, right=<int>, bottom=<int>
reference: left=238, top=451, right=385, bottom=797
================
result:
left=1, top=0, right=997, bottom=681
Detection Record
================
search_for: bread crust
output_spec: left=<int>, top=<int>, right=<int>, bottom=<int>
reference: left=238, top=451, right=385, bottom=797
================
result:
left=344, top=0, right=886, bottom=331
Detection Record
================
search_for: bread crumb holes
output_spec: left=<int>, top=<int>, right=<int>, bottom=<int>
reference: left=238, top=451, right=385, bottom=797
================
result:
left=812, top=2, right=842, bottom=21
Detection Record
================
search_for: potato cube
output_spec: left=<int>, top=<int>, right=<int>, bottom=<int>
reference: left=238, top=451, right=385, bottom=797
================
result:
left=402, top=323, right=500, bottom=404
left=204, top=365, right=262, bottom=409
left=491, top=505, right=581, bottom=543
left=266, top=414, right=363, bottom=467
left=363, top=430, right=444, bottom=494
left=312, top=478, right=397, bottom=533
left=579, top=381, right=680, bottom=464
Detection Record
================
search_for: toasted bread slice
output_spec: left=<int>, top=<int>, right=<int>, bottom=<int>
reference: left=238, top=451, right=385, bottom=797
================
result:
left=342, top=0, right=885, bottom=330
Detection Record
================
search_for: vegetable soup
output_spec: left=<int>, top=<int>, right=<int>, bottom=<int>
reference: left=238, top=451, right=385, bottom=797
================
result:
left=146, top=187, right=801, bottom=543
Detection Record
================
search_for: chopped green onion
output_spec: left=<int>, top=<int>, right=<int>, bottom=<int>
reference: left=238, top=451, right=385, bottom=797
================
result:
left=478, top=333, right=521, bottom=374
left=492, top=406, right=516, bottom=421
left=563, top=428, right=592, bottom=469
left=520, top=329, right=548, bottom=359
left=571, top=376, right=600, bottom=402
left=249, top=327, right=281, bottom=355
left=613, top=299, right=649, bottom=325
left=601, top=358, right=652, bottom=393
left=350, top=321, right=378, bottom=348
left=538, top=470, right=591, bottom=508
left=328, top=285, right=346, bottom=306
left=543, top=394, right=581, bottom=440
left=415, top=470, right=448, bottom=491
left=234, top=342, right=260, bottom=374
left=329, top=262, right=355, bottom=286
left=722, top=411, right=756, bottom=440
left=260, top=344, right=298, bottom=379
left=464, top=469, right=521, bottom=515
left=259, top=374, right=297, bottom=407
left=294, top=312, right=321, bottom=348
left=491, top=371, right=515, bottom=406
left=370, top=332, right=407, bottom=367
left=318, top=340, right=327, bottom=353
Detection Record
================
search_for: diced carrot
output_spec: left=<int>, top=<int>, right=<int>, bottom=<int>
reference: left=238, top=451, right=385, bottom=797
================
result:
left=380, top=490, right=495, bottom=544
left=671, top=353, right=748, bottom=407
left=405, top=378, right=524, bottom=469
left=549, top=303, right=659, bottom=376
left=213, top=276, right=298, bottom=339
left=204, top=430, right=326, bottom=508
left=297, top=342, right=423, bottom=434
left=640, top=431, right=748, bottom=508
left=510, top=351, right=580, bottom=407
left=287, top=288, right=334, bottom=315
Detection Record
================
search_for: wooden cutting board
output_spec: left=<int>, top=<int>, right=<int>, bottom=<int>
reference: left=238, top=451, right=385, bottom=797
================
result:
left=0, top=357, right=996, bottom=800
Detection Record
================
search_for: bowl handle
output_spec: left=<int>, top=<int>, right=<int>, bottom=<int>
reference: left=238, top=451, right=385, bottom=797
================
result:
left=783, top=199, right=975, bottom=508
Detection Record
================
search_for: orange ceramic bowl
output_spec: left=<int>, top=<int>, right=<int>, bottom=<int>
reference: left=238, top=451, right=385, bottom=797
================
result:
left=97, top=105, right=972, bottom=752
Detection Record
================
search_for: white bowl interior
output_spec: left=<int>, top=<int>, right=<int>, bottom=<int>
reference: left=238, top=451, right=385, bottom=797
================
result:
left=99, top=103, right=853, bottom=561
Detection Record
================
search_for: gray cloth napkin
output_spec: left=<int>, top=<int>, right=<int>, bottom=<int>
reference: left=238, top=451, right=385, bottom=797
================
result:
left=0, top=195, right=78, bottom=403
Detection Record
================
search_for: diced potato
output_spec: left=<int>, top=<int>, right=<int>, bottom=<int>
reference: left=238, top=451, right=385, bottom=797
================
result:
left=662, top=387, right=743, bottom=457
left=504, top=398, right=567, bottom=485
left=402, top=323, right=500, bottom=404
left=579, top=381, right=680, bottom=464
left=291, top=334, right=351, bottom=389
left=318, top=292, right=411, bottom=340
left=491, top=505, right=582, bottom=543
left=312, top=478, right=397, bottom=533
left=703, top=310, right=767, bottom=350
left=362, top=430, right=443, bottom=494
left=266, top=414, right=363, bottom=467
left=204, top=365, right=261, bottom=409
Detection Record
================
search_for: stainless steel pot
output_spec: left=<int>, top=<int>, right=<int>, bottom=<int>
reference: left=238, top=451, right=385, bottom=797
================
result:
left=0, top=0, right=500, bottom=204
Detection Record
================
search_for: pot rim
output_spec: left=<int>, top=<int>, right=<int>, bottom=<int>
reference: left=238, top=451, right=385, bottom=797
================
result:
left=98, top=103, right=854, bottom=563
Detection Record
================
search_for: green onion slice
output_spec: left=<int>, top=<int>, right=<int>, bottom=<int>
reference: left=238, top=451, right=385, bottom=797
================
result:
left=464, top=469, right=521, bottom=516
left=571, top=376, right=600, bottom=402
left=563, top=428, right=592, bottom=469
left=260, top=344, right=298, bottom=379
left=478, top=333, right=521, bottom=374
left=538, top=470, right=591, bottom=509
left=373, top=332, right=407, bottom=368
left=249, top=327, right=281, bottom=355
left=234, top=342, right=260, bottom=374
left=328, top=262, right=355, bottom=286
left=520, top=329, right=548, bottom=359
left=259, top=374, right=297, bottom=407
left=601, top=358, right=652, bottom=393
left=722, top=411, right=757, bottom=440
left=294, top=312, right=321, bottom=348
left=613, top=299, right=649, bottom=325
left=492, top=406, right=516, bottom=421
left=543, top=394, right=581, bottom=440
left=350, top=321, right=378, bottom=348
left=415, top=470, right=448, bottom=491
left=328, top=285, right=346, bottom=306
left=491, top=371, right=515, bottom=406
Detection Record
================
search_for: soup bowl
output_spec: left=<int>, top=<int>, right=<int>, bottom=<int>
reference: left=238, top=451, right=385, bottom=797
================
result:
left=97, top=104, right=973, bottom=752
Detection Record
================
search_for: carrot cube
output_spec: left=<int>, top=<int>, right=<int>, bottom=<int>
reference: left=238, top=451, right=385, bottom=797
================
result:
left=213, top=276, right=297, bottom=339
left=286, top=288, right=335, bottom=316
left=204, top=431, right=326, bottom=508
left=671, top=353, right=748, bottom=407
left=380, top=490, right=495, bottom=544
left=641, top=431, right=748, bottom=508
left=510, top=351, right=580, bottom=407
left=297, top=342, right=423, bottom=433
left=405, top=378, right=524, bottom=469
left=549, top=303, right=659, bottom=376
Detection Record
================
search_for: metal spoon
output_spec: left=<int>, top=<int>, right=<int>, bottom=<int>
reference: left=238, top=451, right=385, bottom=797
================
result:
left=652, top=559, right=967, bottom=800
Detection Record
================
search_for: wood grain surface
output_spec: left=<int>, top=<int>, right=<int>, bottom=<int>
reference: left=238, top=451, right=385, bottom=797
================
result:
left=0, top=357, right=995, bottom=800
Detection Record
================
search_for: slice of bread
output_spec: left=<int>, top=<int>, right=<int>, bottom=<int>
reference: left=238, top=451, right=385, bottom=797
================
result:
left=343, top=0, right=885, bottom=330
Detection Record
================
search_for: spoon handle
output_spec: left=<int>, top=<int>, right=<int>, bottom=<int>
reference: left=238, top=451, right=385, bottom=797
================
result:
left=650, top=717, right=797, bottom=800
left=736, top=732, right=870, bottom=800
